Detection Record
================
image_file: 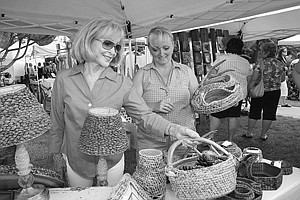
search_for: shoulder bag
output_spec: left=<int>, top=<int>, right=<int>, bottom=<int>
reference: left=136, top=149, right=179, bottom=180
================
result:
left=249, top=63, right=264, bottom=98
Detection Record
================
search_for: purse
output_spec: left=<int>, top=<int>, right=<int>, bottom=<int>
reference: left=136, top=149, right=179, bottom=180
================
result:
left=249, top=63, right=264, bottom=98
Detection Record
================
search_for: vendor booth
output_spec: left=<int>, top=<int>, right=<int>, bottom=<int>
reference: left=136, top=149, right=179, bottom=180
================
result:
left=1, top=1, right=300, bottom=200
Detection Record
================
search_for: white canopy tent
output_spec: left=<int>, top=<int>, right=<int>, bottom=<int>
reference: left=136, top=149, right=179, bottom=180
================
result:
left=200, top=5, right=300, bottom=41
left=278, top=34, right=300, bottom=46
left=1, top=0, right=300, bottom=40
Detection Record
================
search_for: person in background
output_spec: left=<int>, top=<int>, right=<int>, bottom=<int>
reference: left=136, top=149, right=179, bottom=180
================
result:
left=48, top=18, right=199, bottom=188
left=209, top=38, right=252, bottom=142
left=288, top=52, right=300, bottom=100
left=277, top=47, right=291, bottom=107
left=292, top=57, right=300, bottom=90
left=246, top=42, right=285, bottom=141
left=132, top=26, right=199, bottom=158
left=37, top=62, right=44, bottom=80
left=3, top=72, right=14, bottom=85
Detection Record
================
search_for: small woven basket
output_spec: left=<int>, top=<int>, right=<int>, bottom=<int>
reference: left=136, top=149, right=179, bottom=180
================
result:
left=243, top=147, right=263, bottom=161
left=219, top=177, right=263, bottom=200
left=238, top=155, right=283, bottom=190
left=133, top=149, right=166, bottom=199
left=166, top=138, right=237, bottom=200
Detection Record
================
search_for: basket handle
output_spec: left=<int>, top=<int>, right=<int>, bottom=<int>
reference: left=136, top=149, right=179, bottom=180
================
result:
left=167, top=137, right=231, bottom=165
left=200, top=59, right=226, bottom=86
left=237, top=154, right=258, bottom=179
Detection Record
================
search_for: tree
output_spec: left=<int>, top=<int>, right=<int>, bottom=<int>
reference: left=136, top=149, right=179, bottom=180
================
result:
left=0, top=32, right=56, bottom=73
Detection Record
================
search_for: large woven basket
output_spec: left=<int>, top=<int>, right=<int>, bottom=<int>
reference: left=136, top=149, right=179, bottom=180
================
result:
left=191, top=59, right=243, bottom=114
left=166, top=138, right=237, bottom=200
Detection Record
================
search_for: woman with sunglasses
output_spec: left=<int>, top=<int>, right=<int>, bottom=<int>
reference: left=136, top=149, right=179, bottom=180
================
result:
left=48, top=18, right=199, bottom=187
left=132, top=26, right=199, bottom=159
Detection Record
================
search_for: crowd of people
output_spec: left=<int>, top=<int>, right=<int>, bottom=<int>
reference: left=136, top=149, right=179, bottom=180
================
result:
left=24, top=60, right=57, bottom=81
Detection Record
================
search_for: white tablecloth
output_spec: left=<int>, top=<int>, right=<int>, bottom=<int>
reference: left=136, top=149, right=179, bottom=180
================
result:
left=49, top=167, right=300, bottom=200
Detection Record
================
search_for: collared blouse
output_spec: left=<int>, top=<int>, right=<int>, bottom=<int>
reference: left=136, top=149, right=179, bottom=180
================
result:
left=48, top=63, right=171, bottom=178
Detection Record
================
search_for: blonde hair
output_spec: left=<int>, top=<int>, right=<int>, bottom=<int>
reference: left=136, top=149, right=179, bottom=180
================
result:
left=147, top=26, right=174, bottom=45
left=71, top=18, right=125, bottom=66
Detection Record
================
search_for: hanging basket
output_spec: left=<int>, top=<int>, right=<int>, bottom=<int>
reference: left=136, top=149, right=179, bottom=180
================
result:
left=166, top=138, right=237, bottom=200
left=191, top=59, right=244, bottom=114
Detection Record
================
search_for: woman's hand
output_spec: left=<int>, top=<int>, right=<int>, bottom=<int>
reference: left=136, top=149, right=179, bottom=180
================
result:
left=168, top=124, right=200, bottom=141
left=153, top=98, right=174, bottom=114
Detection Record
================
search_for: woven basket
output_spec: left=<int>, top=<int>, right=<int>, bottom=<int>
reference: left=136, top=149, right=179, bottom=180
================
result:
left=270, top=160, right=293, bottom=175
left=191, top=59, right=244, bottom=114
left=243, top=147, right=263, bottom=161
left=216, top=141, right=243, bottom=161
left=166, top=138, right=237, bottom=200
left=238, top=155, right=283, bottom=190
left=219, top=177, right=263, bottom=200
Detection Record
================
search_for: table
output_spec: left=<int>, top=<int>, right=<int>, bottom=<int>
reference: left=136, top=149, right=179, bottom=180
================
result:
left=49, top=167, right=300, bottom=200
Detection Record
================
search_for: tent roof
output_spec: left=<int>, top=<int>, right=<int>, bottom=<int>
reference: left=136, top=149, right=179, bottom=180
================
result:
left=278, top=34, right=300, bottom=46
left=203, top=5, right=300, bottom=41
left=1, top=0, right=300, bottom=39
left=29, top=45, right=57, bottom=58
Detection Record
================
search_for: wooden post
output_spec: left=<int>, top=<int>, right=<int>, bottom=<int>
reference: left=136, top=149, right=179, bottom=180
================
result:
left=210, top=28, right=217, bottom=62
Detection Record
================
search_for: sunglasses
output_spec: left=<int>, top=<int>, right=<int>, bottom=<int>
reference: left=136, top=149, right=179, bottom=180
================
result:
left=95, top=39, right=122, bottom=53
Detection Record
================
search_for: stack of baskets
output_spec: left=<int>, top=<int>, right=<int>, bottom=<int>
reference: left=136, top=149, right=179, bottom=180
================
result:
left=166, top=138, right=237, bottom=200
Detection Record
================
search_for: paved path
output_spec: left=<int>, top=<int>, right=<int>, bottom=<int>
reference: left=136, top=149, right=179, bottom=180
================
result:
left=277, top=106, right=300, bottom=119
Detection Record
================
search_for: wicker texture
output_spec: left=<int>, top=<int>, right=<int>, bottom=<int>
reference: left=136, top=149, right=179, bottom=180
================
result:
left=78, top=107, right=129, bottom=156
left=219, top=177, right=263, bottom=200
left=243, top=147, right=263, bottom=161
left=166, top=138, right=237, bottom=200
left=0, top=84, right=51, bottom=148
left=133, top=149, right=166, bottom=199
left=238, top=155, right=283, bottom=190
left=191, top=59, right=243, bottom=114
left=270, top=160, right=293, bottom=175
left=216, top=141, right=243, bottom=161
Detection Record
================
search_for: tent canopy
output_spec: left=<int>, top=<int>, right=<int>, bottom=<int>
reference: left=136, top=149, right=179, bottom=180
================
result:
left=278, top=34, right=300, bottom=46
left=30, top=45, right=57, bottom=58
left=1, top=0, right=300, bottom=40
left=202, top=6, right=300, bottom=41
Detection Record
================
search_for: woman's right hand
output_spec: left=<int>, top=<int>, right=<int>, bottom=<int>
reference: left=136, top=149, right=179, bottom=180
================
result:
left=153, top=99, right=174, bottom=113
left=168, top=124, right=200, bottom=141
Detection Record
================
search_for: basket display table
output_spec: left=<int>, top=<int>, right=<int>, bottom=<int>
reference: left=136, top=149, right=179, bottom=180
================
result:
left=31, top=167, right=300, bottom=200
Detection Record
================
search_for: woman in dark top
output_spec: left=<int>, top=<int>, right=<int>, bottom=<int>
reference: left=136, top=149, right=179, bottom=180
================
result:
left=246, top=42, right=285, bottom=141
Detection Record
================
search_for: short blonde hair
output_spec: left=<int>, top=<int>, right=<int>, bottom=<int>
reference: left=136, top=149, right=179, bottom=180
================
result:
left=147, top=26, right=174, bottom=45
left=71, top=18, right=125, bottom=66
